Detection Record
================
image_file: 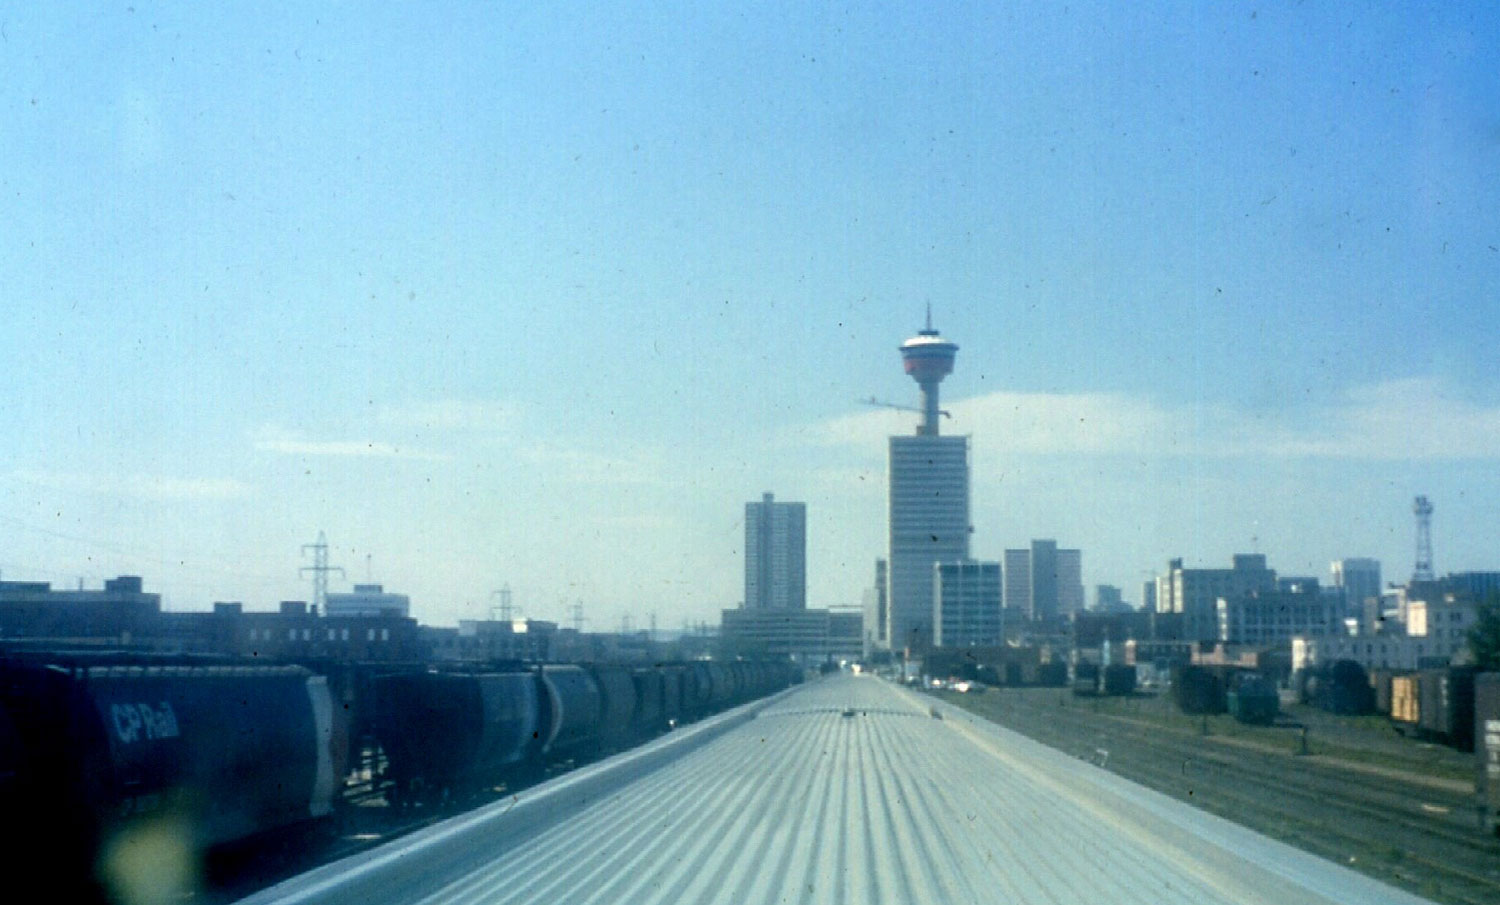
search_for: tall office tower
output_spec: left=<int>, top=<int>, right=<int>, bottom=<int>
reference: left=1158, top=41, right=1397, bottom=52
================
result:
left=1003, top=549, right=1032, bottom=615
left=1330, top=558, right=1381, bottom=620
left=887, top=315, right=969, bottom=652
left=1029, top=539, right=1060, bottom=621
left=1056, top=548, right=1084, bottom=617
left=744, top=492, right=806, bottom=610
left=933, top=560, right=1002, bottom=647
left=1003, top=540, right=1083, bottom=623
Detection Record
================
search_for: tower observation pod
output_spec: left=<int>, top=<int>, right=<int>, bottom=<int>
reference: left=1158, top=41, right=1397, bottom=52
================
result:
left=899, top=308, right=959, bottom=436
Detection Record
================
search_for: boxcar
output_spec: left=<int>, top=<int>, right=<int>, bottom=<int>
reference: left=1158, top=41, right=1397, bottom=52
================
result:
left=1173, top=665, right=1228, bottom=714
left=1310, top=661, right=1374, bottom=716
left=1416, top=666, right=1478, bottom=752
left=1390, top=674, right=1420, bottom=729
left=1368, top=668, right=1396, bottom=715
left=1226, top=674, right=1279, bottom=725
left=1476, top=672, right=1500, bottom=835
left=1036, top=662, right=1068, bottom=687
left=1072, top=663, right=1100, bottom=697
left=1102, top=664, right=1137, bottom=697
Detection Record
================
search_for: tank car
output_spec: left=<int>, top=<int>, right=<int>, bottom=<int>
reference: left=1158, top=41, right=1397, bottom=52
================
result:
left=0, top=657, right=343, bottom=899
left=372, top=670, right=542, bottom=806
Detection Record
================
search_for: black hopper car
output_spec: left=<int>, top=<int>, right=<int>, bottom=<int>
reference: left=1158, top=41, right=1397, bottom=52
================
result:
left=0, top=651, right=795, bottom=900
left=0, top=653, right=347, bottom=901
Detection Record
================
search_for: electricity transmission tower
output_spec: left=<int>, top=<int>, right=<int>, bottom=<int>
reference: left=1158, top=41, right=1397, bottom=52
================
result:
left=300, top=531, right=345, bottom=612
left=1412, top=496, right=1435, bottom=582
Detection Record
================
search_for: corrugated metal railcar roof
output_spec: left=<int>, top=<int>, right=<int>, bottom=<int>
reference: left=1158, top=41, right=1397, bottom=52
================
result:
left=246, top=675, right=1438, bottom=905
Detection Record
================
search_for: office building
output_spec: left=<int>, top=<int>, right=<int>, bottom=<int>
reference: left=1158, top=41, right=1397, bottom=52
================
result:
left=325, top=583, right=411, bottom=618
left=1003, top=540, right=1083, bottom=624
left=863, top=559, right=887, bottom=657
left=933, top=560, right=1002, bottom=647
left=1217, top=584, right=1336, bottom=646
left=1154, top=554, right=1277, bottom=642
left=1330, top=559, right=1381, bottom=620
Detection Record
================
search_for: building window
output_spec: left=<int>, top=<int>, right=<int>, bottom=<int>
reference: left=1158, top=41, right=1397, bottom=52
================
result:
left=341, top=628, right=349, bottom=641
left=367, top=629, right=375, bottom=641
left=288, top=629, right=296, bottom=640
left=381, top=628, right=389, bottom=641
left=302, top=629, right=311, bottom=640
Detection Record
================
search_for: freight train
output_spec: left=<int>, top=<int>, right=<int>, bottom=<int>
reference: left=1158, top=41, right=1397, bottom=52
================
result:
left=0, top=651, right=796, bottom=900
left=1070, top=663, right=1136, bottom=697
left=1172, top=664, right=1281, bottom=724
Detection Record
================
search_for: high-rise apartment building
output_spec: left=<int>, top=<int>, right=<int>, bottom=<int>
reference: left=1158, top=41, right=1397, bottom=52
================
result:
left=744, top=492, right=806, bottom=610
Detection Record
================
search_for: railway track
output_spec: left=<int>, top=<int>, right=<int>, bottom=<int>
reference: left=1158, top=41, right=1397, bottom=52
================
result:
left=934, top=687, right=1500, bottom=905
left=201, top=754, right=586, bottom=903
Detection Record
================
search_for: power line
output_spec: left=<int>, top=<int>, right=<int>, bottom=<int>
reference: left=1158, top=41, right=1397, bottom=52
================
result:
left=0, top=512, right=286, bottom=585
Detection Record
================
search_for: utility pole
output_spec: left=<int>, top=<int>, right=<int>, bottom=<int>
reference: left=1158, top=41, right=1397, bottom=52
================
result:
left=300, top=531, right=344, bottom=612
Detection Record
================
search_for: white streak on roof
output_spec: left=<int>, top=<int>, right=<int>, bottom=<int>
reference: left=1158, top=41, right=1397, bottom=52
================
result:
left=392, top=676, right=1436, bottom=905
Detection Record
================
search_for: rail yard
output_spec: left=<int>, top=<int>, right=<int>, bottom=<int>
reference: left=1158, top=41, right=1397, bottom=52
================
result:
left=930, top=683, right=1500, bottom=905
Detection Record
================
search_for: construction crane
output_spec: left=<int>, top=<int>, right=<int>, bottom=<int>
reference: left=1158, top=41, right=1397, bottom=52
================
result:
left=858, top=396, right=951, bottom=420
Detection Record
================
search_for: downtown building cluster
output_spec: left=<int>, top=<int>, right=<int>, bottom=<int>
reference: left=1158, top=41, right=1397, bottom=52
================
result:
left=722, top=317, right=1496, bottom=681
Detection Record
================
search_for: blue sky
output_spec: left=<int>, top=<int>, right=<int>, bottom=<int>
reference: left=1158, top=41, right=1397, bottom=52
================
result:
left=2, top=3, right=1498, bottom=627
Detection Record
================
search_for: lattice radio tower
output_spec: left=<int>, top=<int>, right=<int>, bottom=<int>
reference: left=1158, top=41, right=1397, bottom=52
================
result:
left=300, top=531, right=345, bottom=612
left=1412, top=496, right=1435, bottom=582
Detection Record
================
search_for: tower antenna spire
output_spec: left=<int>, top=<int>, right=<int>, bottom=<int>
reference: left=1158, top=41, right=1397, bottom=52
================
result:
left=925, top=302, right=933, bottom=332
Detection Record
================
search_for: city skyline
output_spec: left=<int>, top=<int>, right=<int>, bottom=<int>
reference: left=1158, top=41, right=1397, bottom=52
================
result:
left=3, top=5, right=1499, bottom=627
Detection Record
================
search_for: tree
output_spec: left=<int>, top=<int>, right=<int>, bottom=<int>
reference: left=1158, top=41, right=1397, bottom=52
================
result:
left=1467, top=594, right=1500, bottom=670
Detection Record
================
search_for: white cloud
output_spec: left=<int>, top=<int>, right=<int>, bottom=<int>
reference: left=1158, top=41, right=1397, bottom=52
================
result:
left=376, top=399, right=515, bottom=432
left=251, top=427, right=450, bottom=461
left=807, top=378, right=1500, bottom=461
left=1267, top=377, right=1500, bottom=459
left=11, top=469, right=251, bottom=502
left=516, top=445, right=667, bottom=486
